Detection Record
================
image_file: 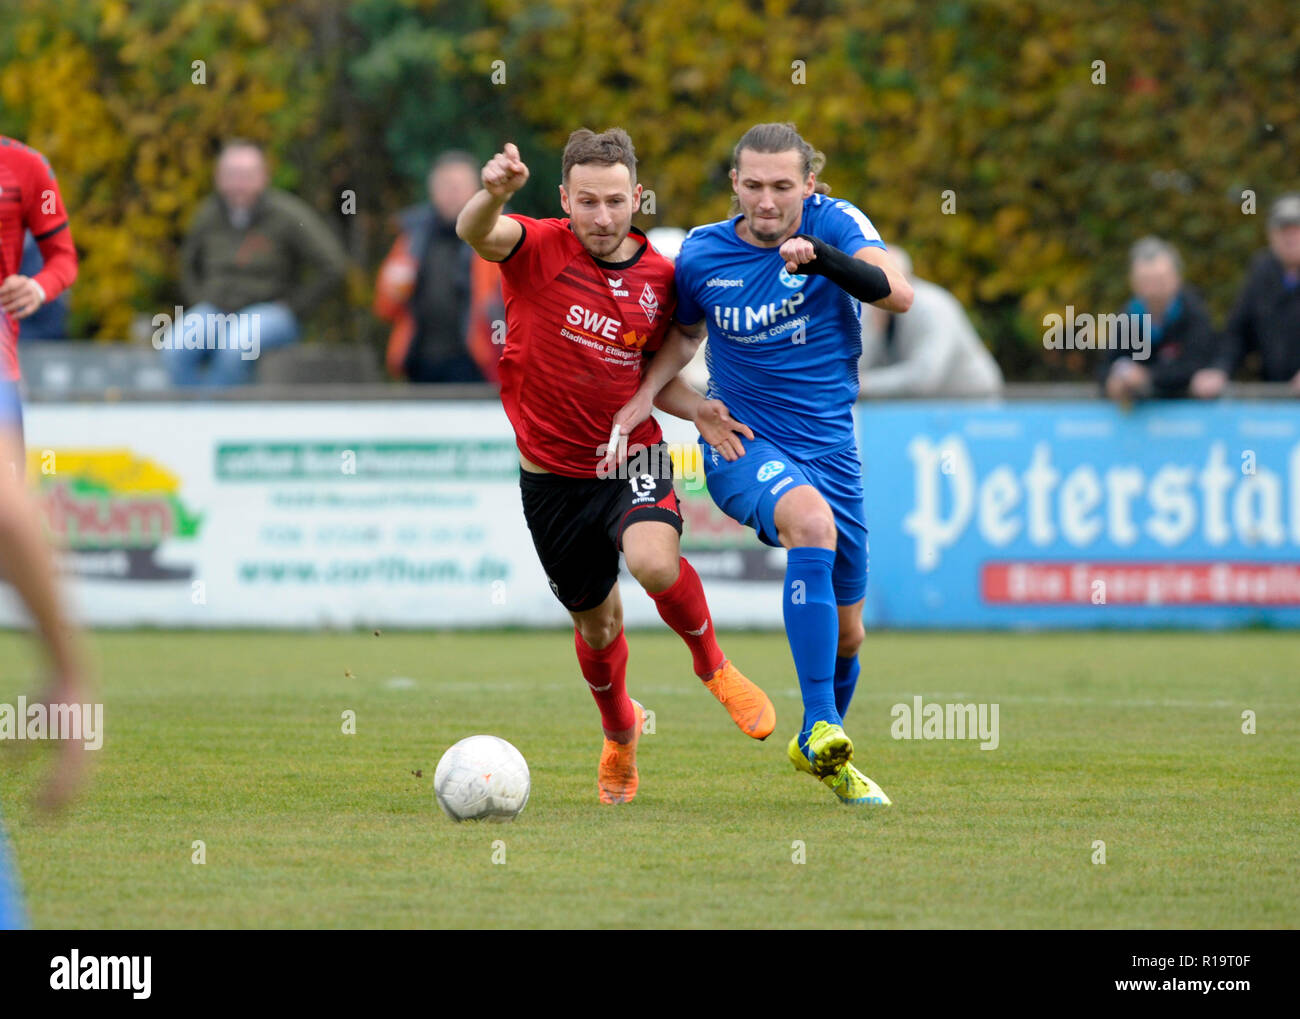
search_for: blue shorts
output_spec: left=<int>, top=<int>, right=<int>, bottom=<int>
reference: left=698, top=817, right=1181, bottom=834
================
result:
left=0, top=818, right=26, bottom=930
left=0, top=378, right=20, bottom=432
left=700, top=435, right=869, bottom=604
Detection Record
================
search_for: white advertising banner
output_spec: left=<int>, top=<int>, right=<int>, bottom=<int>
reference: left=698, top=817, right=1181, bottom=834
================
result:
left=2, top=401, right=782, bottom=629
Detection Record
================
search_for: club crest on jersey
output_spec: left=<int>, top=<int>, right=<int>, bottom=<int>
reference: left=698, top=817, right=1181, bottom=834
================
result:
left=639, top=283, right=659, bottom=324
left=778, top=265, right=807, bottom=289
left=606, top=276, right=629, bottom=297
left=756, top=460, right=785, bottom=482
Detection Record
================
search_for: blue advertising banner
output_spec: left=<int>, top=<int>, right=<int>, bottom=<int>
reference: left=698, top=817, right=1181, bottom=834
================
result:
left=858, top=401, right=1300, bottom=628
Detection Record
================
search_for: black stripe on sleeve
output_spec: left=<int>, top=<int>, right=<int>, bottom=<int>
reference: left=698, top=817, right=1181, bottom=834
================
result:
left=33, top=220, right=69, bottom=242
left=497, top=222, right=526, bottom=263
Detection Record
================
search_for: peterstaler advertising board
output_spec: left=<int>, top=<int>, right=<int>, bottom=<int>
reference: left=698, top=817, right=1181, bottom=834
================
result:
left=859, top=400, right=1300, bottom=628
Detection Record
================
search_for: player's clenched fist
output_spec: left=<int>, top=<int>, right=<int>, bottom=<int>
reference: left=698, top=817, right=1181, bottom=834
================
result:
left=779, top=236, right=817, bottom=274
left=482, top=142, right=530, bottom=199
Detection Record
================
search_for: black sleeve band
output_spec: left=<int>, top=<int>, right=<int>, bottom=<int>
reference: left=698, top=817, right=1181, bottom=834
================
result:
left=497, top=221, right=527, bottom=263
left=33, top=220, right=69, bottom=242
left=792, top=234, right=891, bottom=303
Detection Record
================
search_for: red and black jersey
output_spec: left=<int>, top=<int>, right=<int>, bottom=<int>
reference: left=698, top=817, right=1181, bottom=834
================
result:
left=495, top=216, right=676, bottom=477
left=0, top=136, right=77, bottom=380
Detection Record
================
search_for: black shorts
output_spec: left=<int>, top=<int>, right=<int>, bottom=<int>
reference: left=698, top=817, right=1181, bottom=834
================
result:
left=519, top=442, right=683, bottom=612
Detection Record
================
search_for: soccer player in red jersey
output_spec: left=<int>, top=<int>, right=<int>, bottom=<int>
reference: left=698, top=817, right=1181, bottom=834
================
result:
left=457, top=129, right=774, bottom=804
left=0, top=136, right=88, bottom=927
left=0, top=136, right=78, bottom=399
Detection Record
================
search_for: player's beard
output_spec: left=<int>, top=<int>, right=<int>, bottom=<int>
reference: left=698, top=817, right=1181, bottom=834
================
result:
left=578, top=224, right=626, bottom=259
left=746, top=209, right=790, bottom=245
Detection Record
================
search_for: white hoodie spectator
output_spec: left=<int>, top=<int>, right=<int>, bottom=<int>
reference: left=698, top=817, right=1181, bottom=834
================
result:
left=859, top=247, right=1003, bottom=397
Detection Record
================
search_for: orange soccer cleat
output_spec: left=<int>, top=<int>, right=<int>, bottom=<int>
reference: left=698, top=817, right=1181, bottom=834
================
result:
left=598, top=699, right=646, bottom=805
left=703, top=660, right=776, bottom=740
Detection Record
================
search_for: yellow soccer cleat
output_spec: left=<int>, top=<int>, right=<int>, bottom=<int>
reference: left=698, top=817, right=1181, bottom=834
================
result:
left=805, top=719, right=853, bottom=777
left=787, top=733, right=816, bottom=775
left=598, top=699, right=645, bottom=805
left=788, top=735, right=891, bottom=805
left=703, top=660, right=776, bottom=740
left=822, top=761, right=892, bottom=805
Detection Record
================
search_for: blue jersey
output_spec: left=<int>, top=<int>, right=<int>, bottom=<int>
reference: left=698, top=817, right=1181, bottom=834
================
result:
left=675, top=194, right=885, bottom=459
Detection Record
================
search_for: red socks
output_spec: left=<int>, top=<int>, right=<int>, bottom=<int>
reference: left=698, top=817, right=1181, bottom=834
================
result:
left=574, top=627, right=635, bottom=734
left=647, top=557, right=724, bottom=679
left=575, top=558, right=721, bottom=735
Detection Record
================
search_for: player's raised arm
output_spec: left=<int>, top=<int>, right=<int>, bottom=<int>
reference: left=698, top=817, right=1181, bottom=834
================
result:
left=455, top=142, right=528, bottom=261
left=780, top=235, right=914, bottom=314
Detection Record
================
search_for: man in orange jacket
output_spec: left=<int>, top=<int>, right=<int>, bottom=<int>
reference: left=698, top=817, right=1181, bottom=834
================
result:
left=374, top=151, right=504, bottom=384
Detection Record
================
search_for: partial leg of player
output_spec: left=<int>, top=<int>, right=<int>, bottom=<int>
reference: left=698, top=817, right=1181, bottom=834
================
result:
left=623, top=518, right=775, bottom=739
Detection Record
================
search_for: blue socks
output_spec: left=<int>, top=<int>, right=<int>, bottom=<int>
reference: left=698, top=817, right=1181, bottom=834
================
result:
left=834, top=654, right=860, bottom=719
left=785, top=547, right=841, bottom=745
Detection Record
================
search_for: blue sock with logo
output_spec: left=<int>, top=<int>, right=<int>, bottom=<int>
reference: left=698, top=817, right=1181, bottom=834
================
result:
left=834, top=654, right=860, bottom=720
left=784, top=547, right=840, bottom=750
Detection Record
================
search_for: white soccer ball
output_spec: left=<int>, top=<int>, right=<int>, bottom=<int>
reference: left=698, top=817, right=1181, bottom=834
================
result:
left=433, top=735, right=530, bottom=822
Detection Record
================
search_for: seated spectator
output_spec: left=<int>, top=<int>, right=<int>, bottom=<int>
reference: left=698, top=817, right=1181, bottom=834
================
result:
left=169, top=140, right=347, bottom=388
left=1197, top=193, right=1300, bottom=397
left=375, top=151, right=503, bottom=384
left=859, top=246, right=1002, bottom=397
left=1102, top=237, right=1218, bottom=402
left=18, top=232, right=70, bottom=340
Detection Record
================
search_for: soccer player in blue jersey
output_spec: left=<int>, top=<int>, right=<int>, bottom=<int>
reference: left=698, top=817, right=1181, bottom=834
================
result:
left=612, top=123, right=912, bottom=803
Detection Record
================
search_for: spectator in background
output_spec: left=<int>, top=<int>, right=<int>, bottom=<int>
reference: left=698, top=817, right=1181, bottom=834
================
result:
left=858, top=246, right=1002, bottom=397
left=375, top=151, right=503, bottom=384
left=1102, top=237, right=1218, bottom=402
left=1196, top=193, right=1300, bottom=397
left=17, top=233, right=70, bottom=340
left=171, top=140, right=347, bottom=388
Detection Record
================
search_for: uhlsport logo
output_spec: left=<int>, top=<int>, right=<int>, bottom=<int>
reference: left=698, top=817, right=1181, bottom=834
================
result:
left=757, top=460, right=785, bottom=482
left=778, top=265, right=807, bottom=289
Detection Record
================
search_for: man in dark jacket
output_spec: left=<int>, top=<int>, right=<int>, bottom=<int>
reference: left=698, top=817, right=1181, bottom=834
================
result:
left=168, top=140, right=347, bottom=387
left=1194, top=193, right=1300, bottom=397
left=375, top=151, right=502, bottom=383
left=1102, top=237, right=1218, bottom=401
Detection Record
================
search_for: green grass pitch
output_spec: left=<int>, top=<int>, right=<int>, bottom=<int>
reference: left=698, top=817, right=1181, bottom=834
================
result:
left=1, top=629, right=1296, bottom=928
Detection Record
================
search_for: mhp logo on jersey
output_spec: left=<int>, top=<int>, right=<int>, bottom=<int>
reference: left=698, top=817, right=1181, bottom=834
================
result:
left=756, top=460, right=785, bottom=481
left=778, top=266, right=807, bottom=289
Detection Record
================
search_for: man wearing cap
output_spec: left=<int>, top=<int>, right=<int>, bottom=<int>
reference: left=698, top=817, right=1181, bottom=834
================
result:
left=1194, top=193, right=1300, bottom=397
